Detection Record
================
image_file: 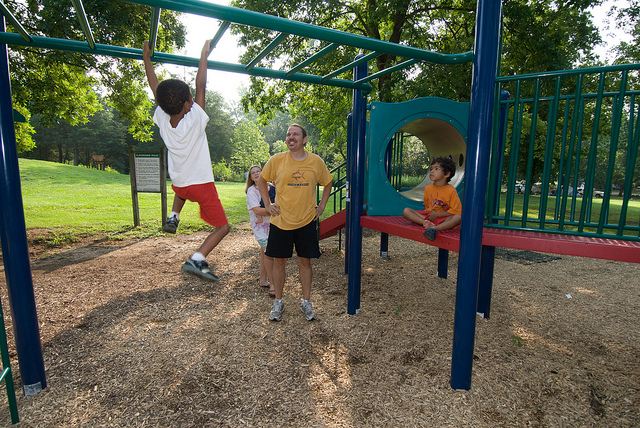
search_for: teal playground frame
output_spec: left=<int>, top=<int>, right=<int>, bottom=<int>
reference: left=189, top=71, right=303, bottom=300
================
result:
left=1, top=1, right=639, bottom=414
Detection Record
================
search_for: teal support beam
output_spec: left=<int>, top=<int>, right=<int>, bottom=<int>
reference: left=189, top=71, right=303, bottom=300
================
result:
left=285, top=42, right=338, bottom=77
left=0, top=2, right=31, bottom=42
left=210, top=20, right=230, bottom=51
left=124, top=0, right=472, bottom=65
left=70, top=0, right=96, bottom=49
left=148, top=7, right=161, bottom=55
left=245, top=33, right=289, bottom=71
left=0, top=32, right=373, bottom=92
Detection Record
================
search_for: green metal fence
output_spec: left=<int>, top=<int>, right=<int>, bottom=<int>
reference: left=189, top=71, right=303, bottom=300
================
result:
left=486, top=63, right=640, bottom=241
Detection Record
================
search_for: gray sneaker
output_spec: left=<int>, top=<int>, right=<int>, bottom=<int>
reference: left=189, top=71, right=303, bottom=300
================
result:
left=269, top=299, right=284, bottom=321
left=301, top=300, right=317, bottom=321
left=163, top=216, right=179, bottom=234
left=181, top=258, right=219, bottom=281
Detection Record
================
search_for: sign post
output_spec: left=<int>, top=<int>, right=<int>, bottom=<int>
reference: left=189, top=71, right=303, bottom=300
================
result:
left=129, top=148, right=167, bottom=227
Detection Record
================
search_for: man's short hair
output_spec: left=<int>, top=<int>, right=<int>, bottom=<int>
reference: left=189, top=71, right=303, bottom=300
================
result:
left=289, top=123, right=307, bottom=139
left=156, top=79, right=191, bottom=115
left=431, top=156, right=456, bottom=182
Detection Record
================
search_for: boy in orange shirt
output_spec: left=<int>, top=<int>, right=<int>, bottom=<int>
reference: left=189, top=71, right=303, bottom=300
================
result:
left=403, top=156, right=462, bottom=241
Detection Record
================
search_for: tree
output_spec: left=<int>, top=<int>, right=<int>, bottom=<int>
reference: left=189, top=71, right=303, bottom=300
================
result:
left=613, top=0, right=640, bottom=63
left=5, top=0, right=186, bottom=148
left=230, top=0, right=601, bottom=159
left=230, top=120, right=270, bottom=173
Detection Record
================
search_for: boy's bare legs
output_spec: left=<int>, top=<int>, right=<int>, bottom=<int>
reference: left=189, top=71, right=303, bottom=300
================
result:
left=428, top=214, right=461, bottom=232
left=171, top=194, right=186, bottom=213
left=197, top=223, right=230, bottom=256
left=403, top=207, right=426, bottom=226
left=164, top=195, right=186, bottom=233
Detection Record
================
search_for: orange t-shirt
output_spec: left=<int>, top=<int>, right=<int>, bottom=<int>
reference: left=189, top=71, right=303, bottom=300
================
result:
left=423, top=183, right=462, bottom=215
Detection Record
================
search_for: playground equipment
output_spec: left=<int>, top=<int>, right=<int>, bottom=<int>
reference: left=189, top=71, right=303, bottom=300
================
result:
left=0, top=0, right=639, bottom=410
left=365, top=97, right=468, bottom=216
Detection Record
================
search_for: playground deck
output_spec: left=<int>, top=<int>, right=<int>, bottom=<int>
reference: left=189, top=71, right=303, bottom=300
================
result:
left=360, top=215, right=640, bottom=264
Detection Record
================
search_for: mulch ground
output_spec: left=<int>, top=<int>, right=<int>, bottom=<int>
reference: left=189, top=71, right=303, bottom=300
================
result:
left=0, top=225, right=638, bottom=427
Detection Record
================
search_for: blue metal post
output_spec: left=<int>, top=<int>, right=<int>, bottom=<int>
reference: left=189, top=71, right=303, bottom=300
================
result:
left=450, top=0, right=502, bottom=390
left=380, top=143, right=392, bottom=257
left=346, top=57, right=367, bottom=315
left=437, top=248, right=449, bottom=279
left=345, top=113, right=353, bottom=275
left=0, top=17, right=47, bottom=396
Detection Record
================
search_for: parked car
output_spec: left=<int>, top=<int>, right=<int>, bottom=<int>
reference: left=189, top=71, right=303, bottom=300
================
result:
left=530, top=182, right=542, bottom=195
left=593, top=190, right=604, bottom=198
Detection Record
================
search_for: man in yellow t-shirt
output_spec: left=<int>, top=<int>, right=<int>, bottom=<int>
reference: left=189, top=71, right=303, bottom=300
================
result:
left=258, top=124, right=333, bottom=322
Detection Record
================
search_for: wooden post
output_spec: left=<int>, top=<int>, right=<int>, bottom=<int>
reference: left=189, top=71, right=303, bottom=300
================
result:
left=129, top=147, right=140, bottom=227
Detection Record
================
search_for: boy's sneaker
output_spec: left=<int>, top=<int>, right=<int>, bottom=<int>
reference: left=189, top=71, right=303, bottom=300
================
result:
left=163, top=216, right=179, bottom=234
left=423, top=228, right=437, bottom=241
left=270, top=300, right=284, bottom=321
left=182, top=258, right=219, bottom=282
left=301, top=300, right=317, bottom=321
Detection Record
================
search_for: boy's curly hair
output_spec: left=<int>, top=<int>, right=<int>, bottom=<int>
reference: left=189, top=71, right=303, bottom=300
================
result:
left=431, top=156, right=456, bottom=182
left=156, top=79, right=191, bottom=115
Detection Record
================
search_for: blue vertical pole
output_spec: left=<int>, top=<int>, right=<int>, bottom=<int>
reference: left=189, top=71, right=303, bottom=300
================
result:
left=346, top=56, right=367, bottom=315
left=450, top=0, right=502, bottom=390
left=0, top=17, right=47, bottom=396
left=345, top=113, right=353, bottom=275
left=380, top=143, right=392, bottom=257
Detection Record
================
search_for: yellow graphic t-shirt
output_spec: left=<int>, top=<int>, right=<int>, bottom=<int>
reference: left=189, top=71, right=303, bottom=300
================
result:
left=261, top=151, right=333, bottom=230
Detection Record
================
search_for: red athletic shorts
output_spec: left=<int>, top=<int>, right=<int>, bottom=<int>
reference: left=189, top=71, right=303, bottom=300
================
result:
left=172, top=182, right=228, bottom=227
left=418, top=210, right=448, bottom=226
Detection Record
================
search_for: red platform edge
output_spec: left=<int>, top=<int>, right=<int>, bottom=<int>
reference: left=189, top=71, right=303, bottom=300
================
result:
left=360, top=216, right=640, bottom=264
left=319, top=209, right=346, bottom=239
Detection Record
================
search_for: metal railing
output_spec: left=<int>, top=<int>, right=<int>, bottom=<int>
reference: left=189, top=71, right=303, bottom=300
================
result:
left=486, top=63, right=640, bottom=241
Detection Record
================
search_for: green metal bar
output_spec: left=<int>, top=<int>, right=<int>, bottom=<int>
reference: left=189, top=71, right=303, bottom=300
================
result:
left=521, top=78, right=541, bottom=228
left=0, top=298, right=18, bottom=424
left=504, top=81, right=523, bottom=227
left=285, top=42, right=338, bottom=77
left=322, top=51, right=380, bottom=81
left=70, top=0, right=95, bottom=50
left=354, top=59, right=421, bottom=85
left=539, top=76, right=562, bottom=228
left=496, top=62, right=640, bottom=82
left=598, top=70, right=627, bottom=234
left=579, top=72, right=607, bottom=229
left=210, top=20, right=230, bottom=51
left=0, top=32, right=373, bottom=92
left=0, top=1, right=31, bottom=42
left=618, top=93, right=639, bottom=236
left=556, top=95, right=572, bottom=228
left=148, top=7, right=161, bottom=55
left=244, top=32, right=289, bottom=71
left=573, top=96, right=586, bottom=224
left=125, top=0, right=473, bottom=65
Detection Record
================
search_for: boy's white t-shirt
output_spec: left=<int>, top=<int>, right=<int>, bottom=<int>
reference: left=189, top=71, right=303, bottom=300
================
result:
left=153, top=103, right=214, bottom=187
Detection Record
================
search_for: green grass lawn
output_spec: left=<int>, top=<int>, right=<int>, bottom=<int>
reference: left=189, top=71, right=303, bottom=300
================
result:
left=17, top=159, right=345, bottom=243
left=18, top=159, right=251, bottom=239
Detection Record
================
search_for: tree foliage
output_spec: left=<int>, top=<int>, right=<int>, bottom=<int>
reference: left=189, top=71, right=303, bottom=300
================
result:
left=613, top=0, right=640, bottom=63
left=5, top=0, right=186, bottom=147
left=230, top=120, right=270, bottom=173
left=230, top=0, right=602, bottom=161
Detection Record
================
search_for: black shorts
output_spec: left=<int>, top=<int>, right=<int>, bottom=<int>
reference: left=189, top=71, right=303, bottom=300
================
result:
left=266, top=221, right=321, bottom=259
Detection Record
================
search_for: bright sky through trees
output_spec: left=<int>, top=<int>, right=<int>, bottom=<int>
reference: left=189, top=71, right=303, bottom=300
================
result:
left=166, top=0, right=632, bottom=104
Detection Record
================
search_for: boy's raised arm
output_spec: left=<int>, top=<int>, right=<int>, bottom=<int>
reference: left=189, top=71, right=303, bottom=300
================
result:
left=143, top=40, right=159, bottom=100
left=194, top=39, right=212, bottom=109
